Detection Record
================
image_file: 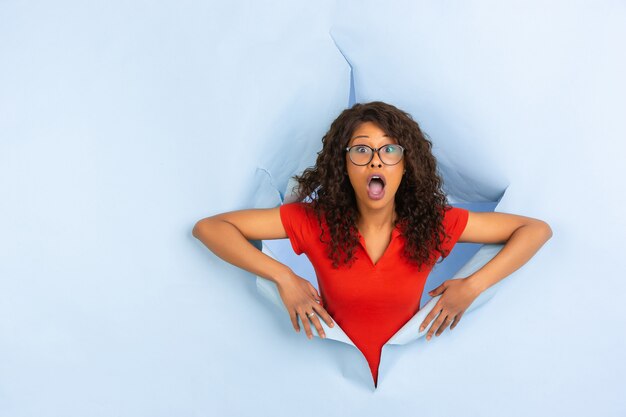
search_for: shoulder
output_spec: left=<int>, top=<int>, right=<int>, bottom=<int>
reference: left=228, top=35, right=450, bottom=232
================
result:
left=279, top=202, right=320, bottom=255
left=279, top=201, right=316, bottom=220
left=279, top=202, right=322, bottom=233
left=439, top=205, right=470, bottom=250
left=442, top=205, right=470, bottom=226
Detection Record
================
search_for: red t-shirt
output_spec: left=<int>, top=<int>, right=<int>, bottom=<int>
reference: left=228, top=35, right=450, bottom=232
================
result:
left=279, top=202, right=469, bottom=386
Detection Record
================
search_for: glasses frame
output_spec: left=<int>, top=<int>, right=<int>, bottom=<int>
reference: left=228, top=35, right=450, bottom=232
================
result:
left=345, top=144, right=405, bottom=166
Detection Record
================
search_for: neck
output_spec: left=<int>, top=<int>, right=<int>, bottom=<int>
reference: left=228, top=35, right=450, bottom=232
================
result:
left=356, top=200, right=397, bottom=232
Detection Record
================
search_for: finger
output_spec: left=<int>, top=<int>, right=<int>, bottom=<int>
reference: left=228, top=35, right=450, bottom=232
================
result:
left=307, top=283, right=322, bottom=301
left=426, top=312, right=446, bottom=340
left=420, top=306, right=443, bottom=332
left=290, top=312, right=300, bottom=333
left=297, top=309, right=314, bottom=340
left=312, top=303, right=334, bottom=328
left=450, top=311, right=464, bottom=330
left=307, top=312, right=326, bottom=339
left=435, top=315, right=454, bottom=336
left=307, top=285, right=318, bottom=299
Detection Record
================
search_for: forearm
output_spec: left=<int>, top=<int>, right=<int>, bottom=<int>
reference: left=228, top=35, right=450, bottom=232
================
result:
left=466, top=223, right=553, bottom=294
left=192, top=219, right=293, bottom=285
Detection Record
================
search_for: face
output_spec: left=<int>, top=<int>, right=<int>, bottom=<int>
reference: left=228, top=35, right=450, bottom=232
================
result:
left=345, top=121, right=405, bottom=212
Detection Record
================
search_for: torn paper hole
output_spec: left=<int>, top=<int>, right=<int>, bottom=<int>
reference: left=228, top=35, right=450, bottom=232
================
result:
left=251, top=166, right=506, bottom=388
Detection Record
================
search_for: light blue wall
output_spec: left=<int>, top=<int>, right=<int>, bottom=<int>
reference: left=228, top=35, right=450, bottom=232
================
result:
left=1, top=1, right=625, bottom=416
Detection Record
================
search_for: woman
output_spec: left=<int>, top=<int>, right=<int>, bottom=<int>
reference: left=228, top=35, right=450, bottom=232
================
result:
left=192, top=101, right=552, bottom=387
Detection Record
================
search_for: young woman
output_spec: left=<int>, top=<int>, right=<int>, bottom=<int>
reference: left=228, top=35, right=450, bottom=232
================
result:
left=193, top=101, right=552, bottom=386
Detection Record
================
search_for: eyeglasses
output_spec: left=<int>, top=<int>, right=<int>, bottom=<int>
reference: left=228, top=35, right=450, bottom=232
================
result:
left=345, top=144, right=405, bottom=166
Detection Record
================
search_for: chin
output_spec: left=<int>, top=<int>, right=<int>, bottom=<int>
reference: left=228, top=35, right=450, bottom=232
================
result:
left=359, top=192, right=396, bottom=207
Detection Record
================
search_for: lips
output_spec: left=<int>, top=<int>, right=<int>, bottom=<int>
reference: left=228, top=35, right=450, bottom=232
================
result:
left=367, top=174, right=386, bottom=200
left=367, top=174, right=387, bottom=185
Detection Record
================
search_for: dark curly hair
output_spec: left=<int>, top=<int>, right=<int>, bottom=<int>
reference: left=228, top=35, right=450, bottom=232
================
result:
left=292, top=101, right=454, bottom=271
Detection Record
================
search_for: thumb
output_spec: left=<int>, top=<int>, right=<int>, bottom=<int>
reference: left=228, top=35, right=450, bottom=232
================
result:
left=309, top=284, right=321, bottom=301
left=428, top=285, right=443, bottom=296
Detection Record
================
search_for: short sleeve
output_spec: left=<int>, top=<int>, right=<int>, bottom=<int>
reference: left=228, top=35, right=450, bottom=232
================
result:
left=279, top=202, right=315, bottom=255
left=441, top=206, right=470, bottom=254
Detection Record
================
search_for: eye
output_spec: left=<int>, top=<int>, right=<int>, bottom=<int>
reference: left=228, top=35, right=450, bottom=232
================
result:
left=354, top=145, right=370, bottom=153
left=383, top=145, right=398, bottom=153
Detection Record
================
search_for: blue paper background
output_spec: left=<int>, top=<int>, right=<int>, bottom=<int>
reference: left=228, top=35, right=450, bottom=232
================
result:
left=1, top=0, right=625, bottom=416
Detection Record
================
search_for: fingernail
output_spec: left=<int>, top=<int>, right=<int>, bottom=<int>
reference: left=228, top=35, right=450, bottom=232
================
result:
left=419, top=326, right=424, bottom=331
left=321, top=333, right=326, bottom=339
left=308, top=334, right=312, bottom=340
left=426, top=335, right=431, bottom=340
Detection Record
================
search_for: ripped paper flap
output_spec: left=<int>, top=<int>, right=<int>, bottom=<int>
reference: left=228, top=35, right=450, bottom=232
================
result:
left=256, top=243, right=504, bottom=346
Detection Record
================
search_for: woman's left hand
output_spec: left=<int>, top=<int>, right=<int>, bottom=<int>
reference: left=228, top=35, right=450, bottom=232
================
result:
left=419, top=277, right=482, bottom=341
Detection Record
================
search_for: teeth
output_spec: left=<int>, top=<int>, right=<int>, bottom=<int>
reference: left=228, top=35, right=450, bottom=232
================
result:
left=369, top=175, right=384, bottom=186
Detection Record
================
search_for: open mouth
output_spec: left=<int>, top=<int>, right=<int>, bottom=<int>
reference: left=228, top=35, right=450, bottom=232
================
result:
left=367, top=174, right=386, bottom=200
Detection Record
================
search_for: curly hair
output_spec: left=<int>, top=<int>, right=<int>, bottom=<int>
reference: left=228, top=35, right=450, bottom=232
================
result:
left=292, top=101, right=455, bottom=271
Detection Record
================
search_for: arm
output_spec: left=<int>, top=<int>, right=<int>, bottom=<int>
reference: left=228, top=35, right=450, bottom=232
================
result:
left=459, top=211, right=554, bottom=294
left=192, top=207, right=293, bottom=285
left=192, top=207, right=335, bottom=338
left=421, top=210, right=553, bottom=340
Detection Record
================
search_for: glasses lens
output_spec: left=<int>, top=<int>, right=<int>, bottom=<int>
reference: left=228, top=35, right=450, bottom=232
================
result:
left=379, top=145, right=403, bottom=165
left=349, top=145, right=373, bottom=165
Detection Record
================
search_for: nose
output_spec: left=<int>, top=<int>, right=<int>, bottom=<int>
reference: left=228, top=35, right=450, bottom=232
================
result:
left=370, top=150, right=383, bottom=168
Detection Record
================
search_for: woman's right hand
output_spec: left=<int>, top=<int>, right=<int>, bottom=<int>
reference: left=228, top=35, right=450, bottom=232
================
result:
left=276, top=272, right=335, bottom=340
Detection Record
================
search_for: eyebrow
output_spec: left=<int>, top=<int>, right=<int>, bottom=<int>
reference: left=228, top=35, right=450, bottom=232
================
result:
left=351, top=134, right=389, bottom=140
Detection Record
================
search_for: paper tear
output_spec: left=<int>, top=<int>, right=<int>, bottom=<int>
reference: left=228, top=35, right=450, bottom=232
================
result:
left=251, top=134, right=509, bottom=387
left=329, top=30, right=356, bottom=106
left=256, top=243, right=503, bottom=347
